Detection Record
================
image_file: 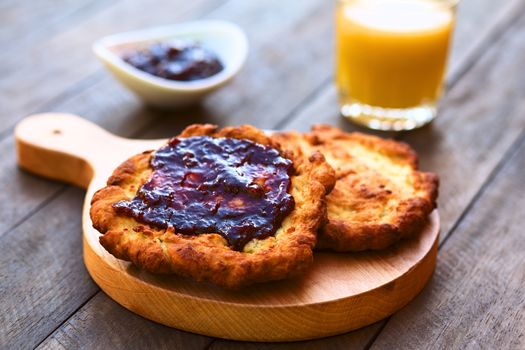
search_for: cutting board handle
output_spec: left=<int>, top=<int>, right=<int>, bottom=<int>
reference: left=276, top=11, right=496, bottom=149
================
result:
left=15, top=113, right=157, bottom=189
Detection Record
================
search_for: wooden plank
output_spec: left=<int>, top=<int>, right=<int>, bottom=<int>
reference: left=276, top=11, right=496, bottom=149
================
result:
left=0, top=187, right=99, bottom=350
left=210, top=323, right=383, bottom=350
left=0, top=136, right=63, bottom=235
left=36, top=293, right=211, bottom=350
left=369, top=135, right=525, bottom=349
left=0, top=0, right=117, bottom=55
left=447, top=0, right=525, bottom=83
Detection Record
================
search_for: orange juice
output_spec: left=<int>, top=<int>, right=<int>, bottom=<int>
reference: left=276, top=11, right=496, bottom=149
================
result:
left=336, top=0, right=456, bottom=129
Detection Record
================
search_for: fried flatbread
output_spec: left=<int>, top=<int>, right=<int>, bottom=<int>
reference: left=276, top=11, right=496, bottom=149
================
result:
left=90, top=124, right=335, bottom=288
left=272, top=124, right=438, bottom=252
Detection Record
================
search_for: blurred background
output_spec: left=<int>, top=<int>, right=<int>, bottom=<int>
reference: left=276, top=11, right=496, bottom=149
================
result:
left=0, top=0, right=515, bottom=137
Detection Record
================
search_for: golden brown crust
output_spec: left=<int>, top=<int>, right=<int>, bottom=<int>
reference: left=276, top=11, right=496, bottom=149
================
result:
left=272, top=124, right=439, bottom=252
left=90, top=124, right=335, bottom=288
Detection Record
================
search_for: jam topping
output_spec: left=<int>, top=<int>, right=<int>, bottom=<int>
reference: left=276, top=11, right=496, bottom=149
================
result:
left=113, top=136, right=295, bottom=250
left=123, top=40, right=224, bottom=81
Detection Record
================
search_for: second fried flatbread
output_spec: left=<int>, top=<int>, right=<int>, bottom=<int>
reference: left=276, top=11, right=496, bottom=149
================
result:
left=272, top=125, right=438, bottom=252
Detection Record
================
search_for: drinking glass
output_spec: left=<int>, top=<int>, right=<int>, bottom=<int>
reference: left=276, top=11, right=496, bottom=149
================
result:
left=336, top=0, right=458, bottom=130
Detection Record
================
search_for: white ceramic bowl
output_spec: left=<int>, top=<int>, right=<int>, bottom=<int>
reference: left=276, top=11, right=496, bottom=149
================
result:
left=93, top=20, right=248, bottom=108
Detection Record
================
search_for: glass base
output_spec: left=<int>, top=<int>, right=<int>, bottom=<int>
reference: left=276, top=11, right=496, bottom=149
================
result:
left=340, top=101, right=436, bottom=131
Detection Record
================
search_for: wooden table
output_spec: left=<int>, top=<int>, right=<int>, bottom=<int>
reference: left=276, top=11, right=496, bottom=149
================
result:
left=2, top=0, right=525, bottom=349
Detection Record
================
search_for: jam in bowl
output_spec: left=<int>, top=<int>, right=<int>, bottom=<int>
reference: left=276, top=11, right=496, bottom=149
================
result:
left=123, top=40, right=224, bottom=82
left=92, top=20, right=248, bottom=108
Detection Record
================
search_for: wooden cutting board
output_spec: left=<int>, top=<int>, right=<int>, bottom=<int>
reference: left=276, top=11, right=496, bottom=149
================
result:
left=15, top=113, right=439, bottom=342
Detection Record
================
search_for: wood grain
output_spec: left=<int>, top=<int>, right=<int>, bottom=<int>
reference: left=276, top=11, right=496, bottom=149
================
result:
left=16, top=113, right=439, bottom=342
left=447, top=0, right=525, bottom=83
left=369, top=135, right=525, bottom=350
left=36, top=293, right=212, bottom=350
left=0, top=0, right=115, bottom=57
left=0, top=187, right=98, bottom=350
left=210, top=323, right=384, bottom=350
left=0, top=136, right=63, bottom=235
